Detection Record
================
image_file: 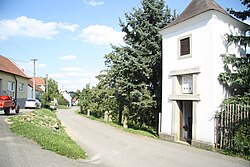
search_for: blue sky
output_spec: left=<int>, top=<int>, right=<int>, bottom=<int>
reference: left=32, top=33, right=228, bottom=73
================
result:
left=0, top=0, right=247, bottom=91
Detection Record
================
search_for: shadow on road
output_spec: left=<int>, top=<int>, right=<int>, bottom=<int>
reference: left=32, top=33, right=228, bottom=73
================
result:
left=0, top=109, right=33, bottom=117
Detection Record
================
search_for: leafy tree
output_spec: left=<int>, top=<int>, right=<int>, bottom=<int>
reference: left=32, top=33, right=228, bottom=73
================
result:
left=57, top=93, right=69, bottom=106
left=103, top=0, right=176, bottom=132
left=218, top=0, right=250, bottom=97
left=227, top=0, right=250, bottom=21
left=218, top=0, right=250, bottom=158
left=218, top=55, right=250, bottom=96
left=78, top=84, right=93, bottom=114
left=76, top=73, right=118, bottom=120
left=93, top=70, right=120, bottom=121
left=41, top=78, right=59, bottom=108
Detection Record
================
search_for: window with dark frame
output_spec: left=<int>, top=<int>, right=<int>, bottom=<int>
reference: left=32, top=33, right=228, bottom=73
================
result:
left=19, top=83, right=24, bottom=92
left=180, top=37, right=190, bottom=56
left=8, top=81, right=15, bottom=92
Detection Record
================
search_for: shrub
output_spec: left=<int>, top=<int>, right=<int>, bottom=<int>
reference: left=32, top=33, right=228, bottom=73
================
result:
left=234, top=123, right=250, bottom=157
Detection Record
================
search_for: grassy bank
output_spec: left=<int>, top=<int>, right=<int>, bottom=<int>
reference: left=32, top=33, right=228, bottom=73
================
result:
left=8, top=109, right=86, bottom=159
left=76, top=110, right=158, bottom=139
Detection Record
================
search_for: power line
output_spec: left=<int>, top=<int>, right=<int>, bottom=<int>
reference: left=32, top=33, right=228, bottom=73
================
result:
left=2, top=37, right=33, bottom=61
left=8, top=57, right=30, bottom=63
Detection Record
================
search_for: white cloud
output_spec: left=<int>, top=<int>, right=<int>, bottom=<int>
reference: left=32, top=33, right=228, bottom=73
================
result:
left=61, top=67, right=82, bottom=72
left=80, top=77, right=98, bottom=85
left=79, top=24, right=125, bottom=46
left=0, top=35, right=7, bottom=40
left=58, top=23, right=78, bottom=32
left=0, top=16, right=79, bottom=40
left=19, top=61, right=46, bottom=69
left=83, top=0, right=104, bottom=6
left=49, top=73, right=65, bottom=79
left=50, top=72, right=99, bottom=91
left=61, top=55, right=77, bottom=60
left=14, top=61, right=46, bottom=77
left=50, top=72, right=98, bottom=78
left=38, top=63, right=46, bottom=68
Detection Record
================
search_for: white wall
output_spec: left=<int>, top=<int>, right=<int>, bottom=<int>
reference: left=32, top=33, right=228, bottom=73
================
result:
left=39, top=85, right=45, bottom=92
left=161, top=11, right=248, bottom=144
left=60, top=89, right=72, bottom=107
left=27, top=86, right=32, bottom=99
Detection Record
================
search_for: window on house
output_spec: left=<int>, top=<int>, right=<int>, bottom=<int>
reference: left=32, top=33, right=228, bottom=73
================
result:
left=19, top=83, right=24, bottom=92
left=180, top=37, right=190, bottom=55
left=182, top=75, right=193, bottom=94
left=178, top=35, right=192, bottom=59
left=8, top=82, right=15, bottom=92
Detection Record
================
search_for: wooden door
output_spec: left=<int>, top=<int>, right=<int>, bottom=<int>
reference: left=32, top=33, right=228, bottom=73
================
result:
left=179, top=101, right=184, bottom=140
left=180, top=101, right=192, bottom=143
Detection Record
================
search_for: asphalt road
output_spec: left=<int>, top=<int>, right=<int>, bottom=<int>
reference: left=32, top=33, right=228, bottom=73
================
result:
left=0, top=108, right=249, bottom=167
left=0, top=109, right=94, bottom=167
left=56, top=107, right=249, bottom=167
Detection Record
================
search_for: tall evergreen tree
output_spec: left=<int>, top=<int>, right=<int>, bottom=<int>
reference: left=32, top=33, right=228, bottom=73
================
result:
left=103, top=0, right=176, bottom=132
left=218, top=0, right=250, bottom=97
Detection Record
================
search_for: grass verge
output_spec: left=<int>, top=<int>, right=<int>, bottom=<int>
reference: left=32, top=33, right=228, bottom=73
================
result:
left=8, top=109, right=86, bottom=159
left=57, top=105, right=69, bottom=109
left=76, top=110, right=158, bottom=139
left=215, top=149, right=250, bottom=161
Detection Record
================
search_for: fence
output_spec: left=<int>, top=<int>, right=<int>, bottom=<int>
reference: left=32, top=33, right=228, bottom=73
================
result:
left=215, top=104, right=250, bottom=149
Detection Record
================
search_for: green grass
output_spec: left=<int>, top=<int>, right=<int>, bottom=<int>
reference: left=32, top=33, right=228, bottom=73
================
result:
left=57, top=105, right=69, bottom=109
left=76, top=110, right=158, bottom=139
left=215, top=148, right=250, bottom=161
left=8, top=109, right=86, bottom=159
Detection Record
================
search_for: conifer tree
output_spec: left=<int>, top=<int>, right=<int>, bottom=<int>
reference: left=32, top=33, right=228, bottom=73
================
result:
left=103, top=0, right=176, bottom=131
left=218, top=0, right=250, bottom=97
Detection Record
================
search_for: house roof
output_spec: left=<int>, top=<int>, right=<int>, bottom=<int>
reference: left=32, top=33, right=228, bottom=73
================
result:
left=28, top=79, right=44, bottom=92
left=0, top=55, right=29, bottom=78
left=33, top=77, right=45, bottom=85
left=164, top=0, right=229, bottom=29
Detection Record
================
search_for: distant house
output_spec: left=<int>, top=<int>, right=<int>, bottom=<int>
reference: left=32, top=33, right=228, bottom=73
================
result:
left=27, top=78, right=44, bottom=100
left=60, top=89, right=72, bottom=107
left=71, top=97, right=79, bottom=106
left=0, top=55, right=30, bottom=108
left=159, top=0, right=249, bottom=148
left=33, top=77, right=45, bottom=92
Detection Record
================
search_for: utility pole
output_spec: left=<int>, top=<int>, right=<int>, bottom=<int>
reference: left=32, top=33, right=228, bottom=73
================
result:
left=31, top=59, right=38, bottom=99
left=46, top=74, right=49, bottom=100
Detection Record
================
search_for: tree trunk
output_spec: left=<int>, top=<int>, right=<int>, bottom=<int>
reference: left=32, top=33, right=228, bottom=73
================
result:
left=118, top=105, right=123, bottom=125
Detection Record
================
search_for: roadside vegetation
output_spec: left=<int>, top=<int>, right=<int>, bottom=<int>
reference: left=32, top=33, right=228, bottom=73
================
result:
left=7, top=109, right=86, bottom=159
left=40, top=77, right=70, bottom=110
left=57, top=105, right=69, bottom=109
left=72, top=0, right=249, bottom=160
left=74, top=0, right=177, bottom=136
left=76, top=109, right=157, bottom=139
left=217, top=0, right=250, bottom=160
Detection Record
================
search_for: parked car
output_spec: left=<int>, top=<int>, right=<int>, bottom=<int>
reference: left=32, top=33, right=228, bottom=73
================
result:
left=49, top=98, right=58, bottom=110
left=25, top=99, right=41, bottom=109
left=49, top=102, right=57, bottom=110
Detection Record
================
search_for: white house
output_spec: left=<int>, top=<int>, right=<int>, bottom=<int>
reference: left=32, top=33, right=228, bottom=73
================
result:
left=60, top=89, right=72, bottom=107
left=159, top=0, right=249, bottom=148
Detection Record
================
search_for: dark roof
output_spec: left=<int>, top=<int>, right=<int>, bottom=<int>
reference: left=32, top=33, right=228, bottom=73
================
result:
left=0, top=55, right=29, bottom=78
left=165, top=0, right=229, bottom=28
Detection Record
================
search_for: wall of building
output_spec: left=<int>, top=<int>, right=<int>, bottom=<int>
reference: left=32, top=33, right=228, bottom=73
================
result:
left=160, top=11, right=247, bottom=146
left=0, top=71, right=28, bottom=108
left=27, top=86, right=43, bottom=100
